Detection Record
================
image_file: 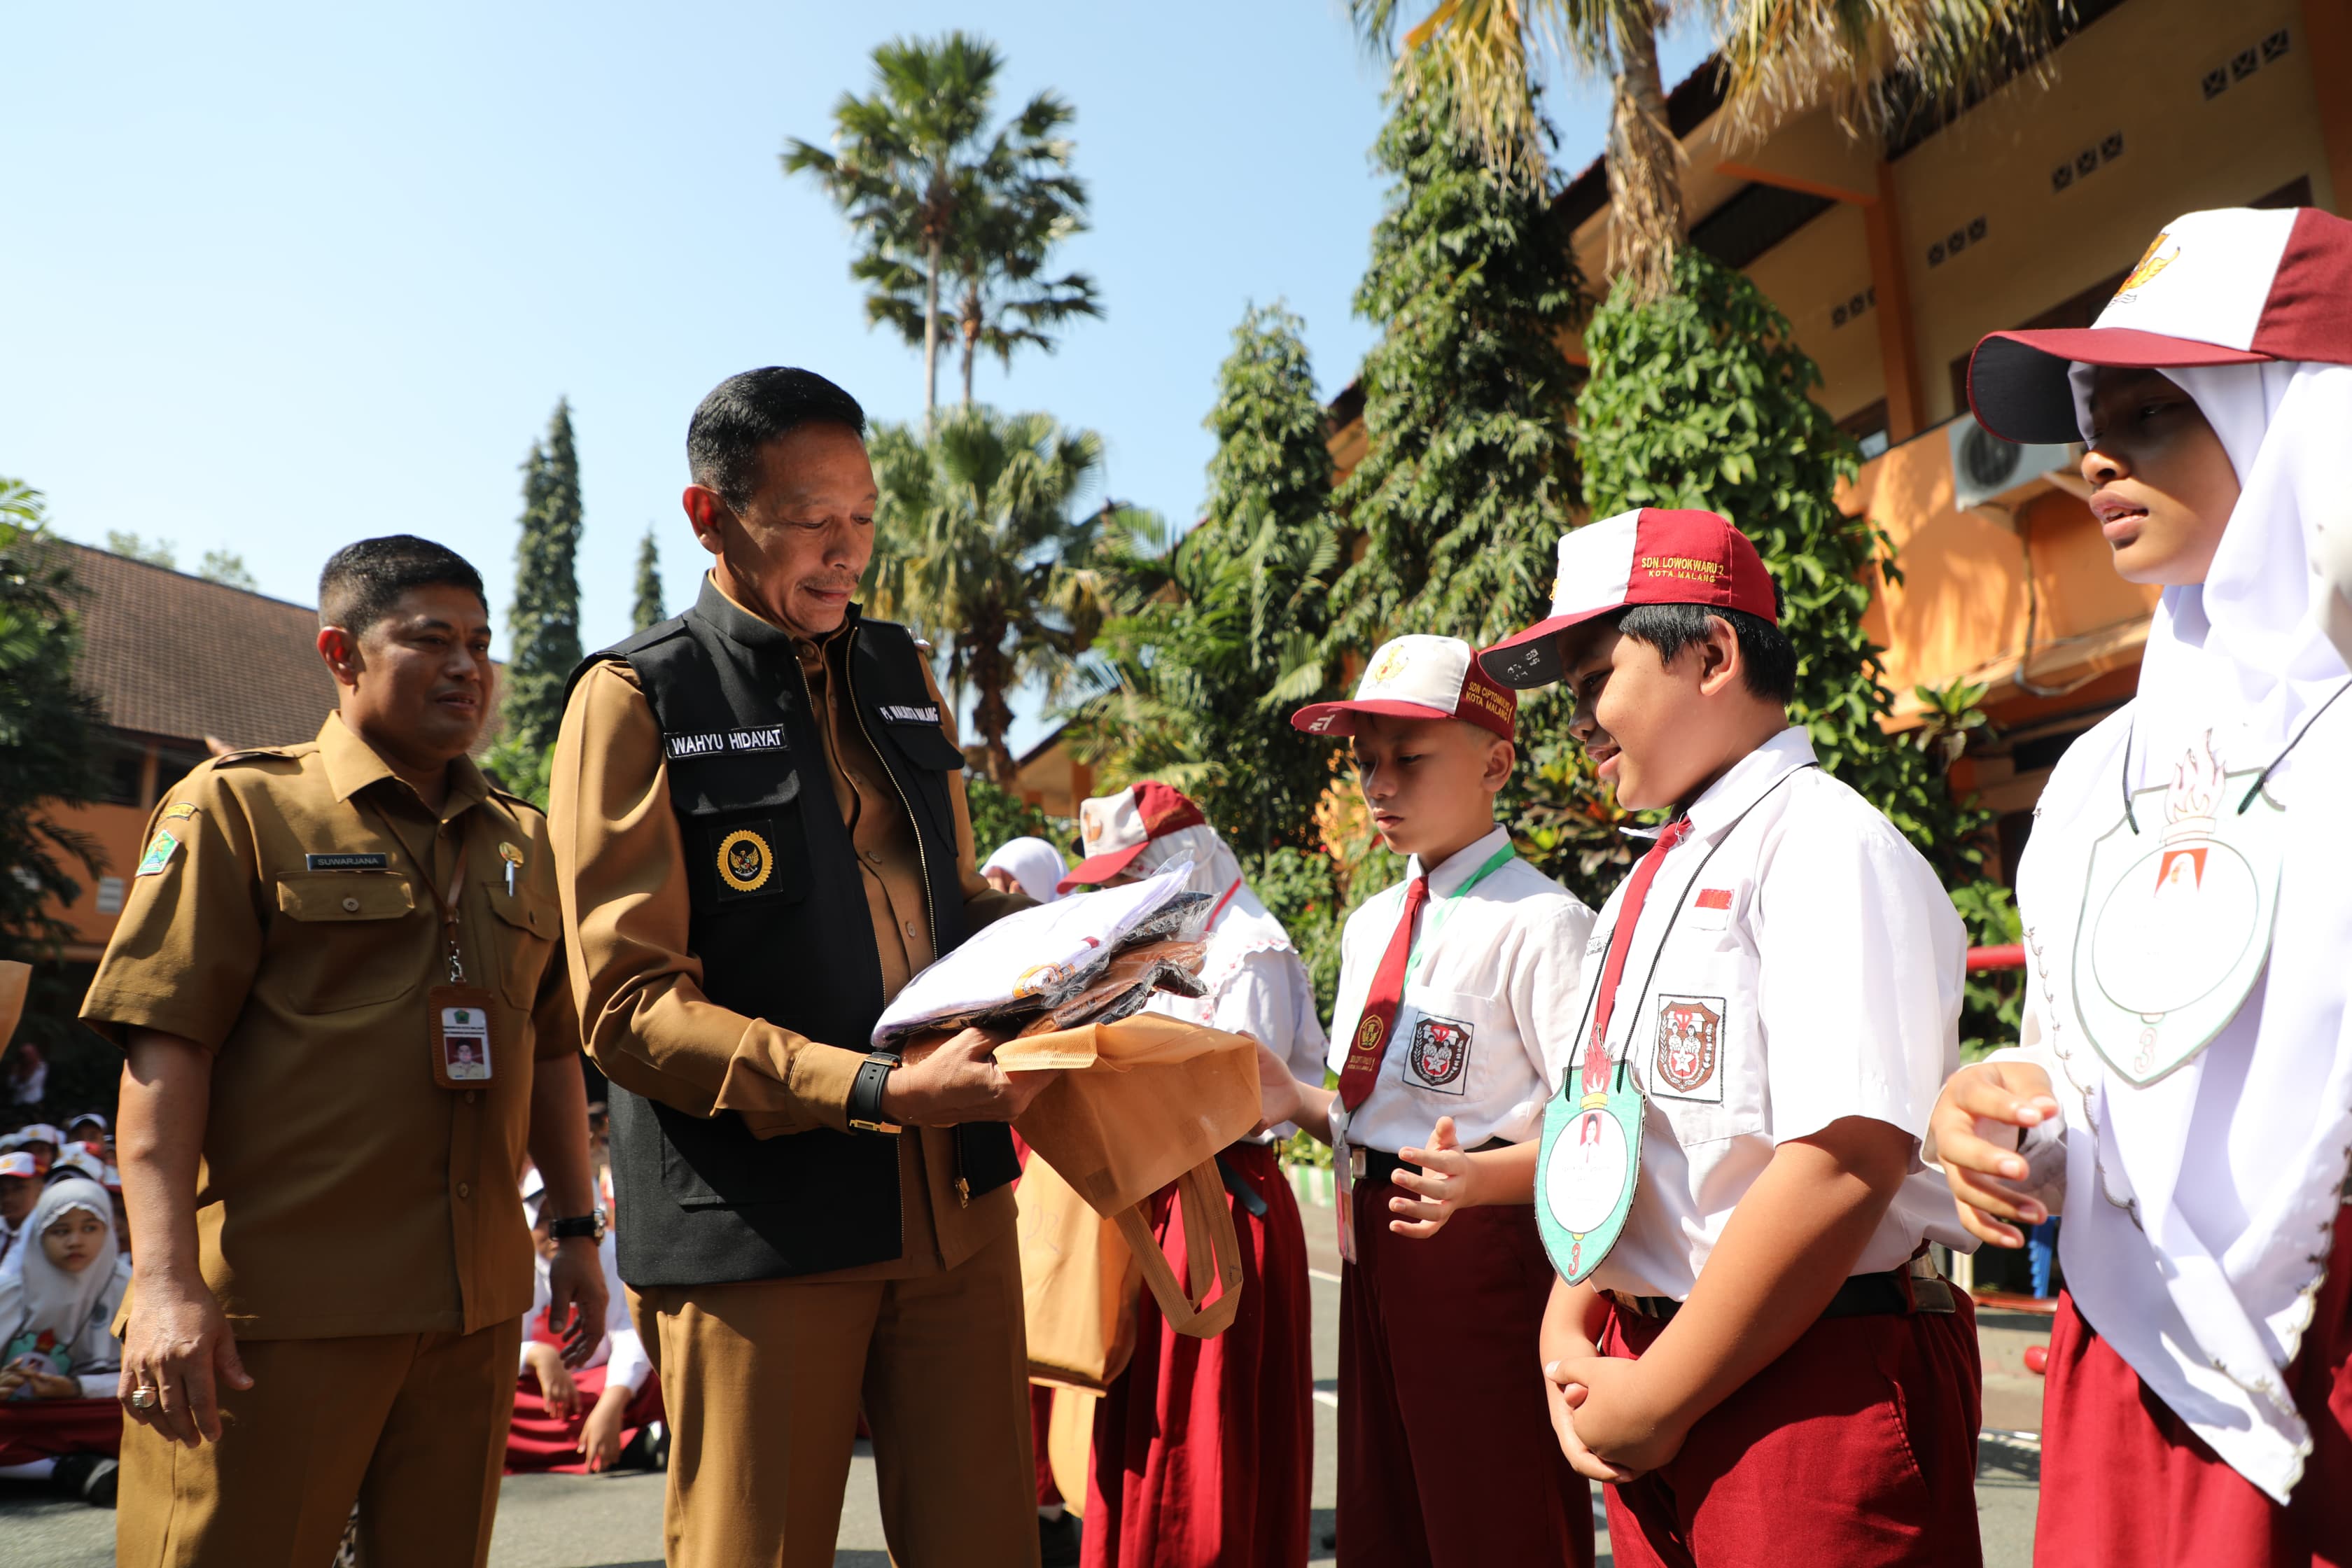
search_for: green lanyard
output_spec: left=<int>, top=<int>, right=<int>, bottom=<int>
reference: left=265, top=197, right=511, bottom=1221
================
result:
left=1404, top=841, right=1517, bottom=984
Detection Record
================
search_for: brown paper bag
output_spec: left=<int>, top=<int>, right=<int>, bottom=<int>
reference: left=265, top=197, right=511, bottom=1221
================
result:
left=1016, top=1152, right=1142, bottom=1390
left=1004, top=1014, right=1259, bottom=1339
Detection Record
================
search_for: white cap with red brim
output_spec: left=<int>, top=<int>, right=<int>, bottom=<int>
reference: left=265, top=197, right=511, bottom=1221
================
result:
left=1968, top=206, right=2352, bottom=445
left=0, top=1152, right=34, bottom=1179
left=1480, top=508, right=1779, bottom=690
left=1290, top=634, right=1517, bottom=741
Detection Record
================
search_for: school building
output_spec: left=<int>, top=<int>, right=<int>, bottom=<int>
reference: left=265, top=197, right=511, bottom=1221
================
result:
left=32, top=544, right=340, bottom=969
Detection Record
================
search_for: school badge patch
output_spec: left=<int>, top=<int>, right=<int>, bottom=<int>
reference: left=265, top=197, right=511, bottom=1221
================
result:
left=1403, top=1014, right=1472, bottom=1095
left=1652, top=994, right=1724, bottom=1099
left=134, top=831, right=181, bottom=877
left=715, top=827, right=774, bottom=895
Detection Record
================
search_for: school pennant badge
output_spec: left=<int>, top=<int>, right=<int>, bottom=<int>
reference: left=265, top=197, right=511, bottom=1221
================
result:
left=2071, top=734, right=2286, bottom=1086
left=1535, top=1031, right=1644, bottom=1285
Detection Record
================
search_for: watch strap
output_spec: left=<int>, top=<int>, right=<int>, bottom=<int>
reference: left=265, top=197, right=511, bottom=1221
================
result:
left=848, top=1053, right=902, bottom=1135
left=548, top=1210, right=604, bottom=1241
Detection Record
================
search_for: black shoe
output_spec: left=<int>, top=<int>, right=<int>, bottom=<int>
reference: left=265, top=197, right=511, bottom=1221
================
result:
left=1039, top=1509, right=1081, bottom=1568
left=50, top=1454, right=119, bottom=1508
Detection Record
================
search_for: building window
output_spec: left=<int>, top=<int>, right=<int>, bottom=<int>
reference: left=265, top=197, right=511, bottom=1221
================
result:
left=95, top=876, right=125, bottom=915
left=1837, top=398, right=1890, bottom=459
left=97, top=743, right=146, bottom=807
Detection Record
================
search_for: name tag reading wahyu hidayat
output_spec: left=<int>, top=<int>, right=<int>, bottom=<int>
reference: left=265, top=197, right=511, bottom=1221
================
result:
left=665, top=726, right=789, bottom=762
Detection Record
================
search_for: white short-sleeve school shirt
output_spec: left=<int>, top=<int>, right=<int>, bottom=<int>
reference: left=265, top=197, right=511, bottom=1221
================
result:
left=1328, top=827, right=1597, bottom=1155
left=1549, top=728, right=1974, bottom=1300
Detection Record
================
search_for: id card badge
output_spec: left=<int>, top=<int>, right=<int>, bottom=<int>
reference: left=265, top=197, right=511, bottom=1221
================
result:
left=1534, top=1035, right=1643, bottom=1285
left=1330, top=1099, right=1357, bottom=1265
left=429, top=985, right=500, bottom=1088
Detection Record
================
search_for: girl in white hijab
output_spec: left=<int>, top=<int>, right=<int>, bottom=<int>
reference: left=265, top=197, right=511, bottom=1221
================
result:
left=1937, top=206, right=2352, bottom=1564
left=0, top=1175, right=127, bottom=1502
left=979, top=836, right=1068, bottom=906
left=1058, top=782, right=1324, bottom=1568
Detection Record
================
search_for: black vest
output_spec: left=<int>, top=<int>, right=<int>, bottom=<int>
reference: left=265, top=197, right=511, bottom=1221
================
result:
left=568, top=579, right=1018, bottom=1285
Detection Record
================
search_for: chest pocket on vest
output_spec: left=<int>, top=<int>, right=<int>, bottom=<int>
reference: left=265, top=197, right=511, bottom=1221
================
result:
left=685, top=768, right=810, bottom=907
left=871, top=713, right=965, bottom=846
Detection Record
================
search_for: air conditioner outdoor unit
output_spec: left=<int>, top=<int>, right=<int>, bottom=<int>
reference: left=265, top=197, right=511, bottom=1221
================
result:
left=1947, top=413, right=2078, bottom=512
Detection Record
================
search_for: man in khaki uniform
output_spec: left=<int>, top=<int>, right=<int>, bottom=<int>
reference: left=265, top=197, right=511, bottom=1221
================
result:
left=85, top=536, right=606, bottom=1567
left=552, top=368, right=1051, bottom=1568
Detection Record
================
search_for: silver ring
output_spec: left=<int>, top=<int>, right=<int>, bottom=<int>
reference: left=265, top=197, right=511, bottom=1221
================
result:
left=129, top=1387, right=157, bottom=1410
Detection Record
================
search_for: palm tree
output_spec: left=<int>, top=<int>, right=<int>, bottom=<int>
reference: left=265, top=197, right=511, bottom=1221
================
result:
left=1353, top=0, right=2064, bottom=300
left=785, top=33, right=1100, bottom=428
left=864, top=407, right=1117, bottom=784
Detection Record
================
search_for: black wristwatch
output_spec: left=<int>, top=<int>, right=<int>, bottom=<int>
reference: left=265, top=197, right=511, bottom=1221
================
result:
left=848, top=1051, right=902, bottom=1136
left=548, top=1208, right=606, bottom=1243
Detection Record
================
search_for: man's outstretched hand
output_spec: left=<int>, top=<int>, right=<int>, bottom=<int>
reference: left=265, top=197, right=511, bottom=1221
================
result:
left=878, top=1027, right=1058, bottom=1126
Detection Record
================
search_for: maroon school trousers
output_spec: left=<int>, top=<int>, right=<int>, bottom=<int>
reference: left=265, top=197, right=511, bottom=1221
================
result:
left=1084, top=1142, right=1312, bottom=1568
left=1595, top=1287, right=1982, bottom=1567
left=1338, top=1172, right=1595, bottom=1568
left=2033, top=1205, right=2352, bottom=1568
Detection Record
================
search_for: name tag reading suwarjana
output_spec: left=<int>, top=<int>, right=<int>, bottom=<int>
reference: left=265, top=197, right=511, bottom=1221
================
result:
left=430, top=986, right=499, bottom=1088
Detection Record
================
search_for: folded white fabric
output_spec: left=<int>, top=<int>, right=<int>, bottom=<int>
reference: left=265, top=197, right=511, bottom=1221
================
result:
left=871, top=860, right=1196, bottom=1047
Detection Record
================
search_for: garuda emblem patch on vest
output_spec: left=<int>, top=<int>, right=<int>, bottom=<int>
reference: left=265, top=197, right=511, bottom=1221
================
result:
left=716, top=827, right=774, bottom=894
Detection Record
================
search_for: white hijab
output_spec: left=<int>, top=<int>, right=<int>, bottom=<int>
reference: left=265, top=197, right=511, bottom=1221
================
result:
left=1, top=1177, right=118, bottom=1361
left=980, top=837, right=1068, bottom=905
left=2020, top=360, right=2352, bottom=1501
left=1126, top=825, right=1289, bottom=984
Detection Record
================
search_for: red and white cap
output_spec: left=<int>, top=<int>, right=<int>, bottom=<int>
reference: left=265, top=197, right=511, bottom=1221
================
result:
left=1969, top=206, right=2352, bottom=444
left=49, top=1148, right=105, bottom=1184
left=1059, top=780, right=1208, bottom=892
left=1480, top=508, right=1778, bottom=690
left=1289, top=634, right=1517, bottom=741
left=0, top=1152, right=34, bottom=1179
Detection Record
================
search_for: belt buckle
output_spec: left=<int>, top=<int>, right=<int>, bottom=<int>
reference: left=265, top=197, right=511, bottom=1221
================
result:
left=1348, top=1147, right=1368, bottom=1180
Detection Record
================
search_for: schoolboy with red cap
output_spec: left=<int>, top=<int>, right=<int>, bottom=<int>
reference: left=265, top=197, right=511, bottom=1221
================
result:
left=1060, top=780, right=1324, bottom=1568
left=1448, top=510, right=1980, bottom=1566
left=1257, top=633, right=1597, bottom=1568
left=1933, top=206, right=2352, bottom=1566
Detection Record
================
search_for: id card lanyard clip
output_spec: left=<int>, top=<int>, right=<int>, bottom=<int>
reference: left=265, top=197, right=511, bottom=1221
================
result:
left=370, top=802, right=495, bottom=1088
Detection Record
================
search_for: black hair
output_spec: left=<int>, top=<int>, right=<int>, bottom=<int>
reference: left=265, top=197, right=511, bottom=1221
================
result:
left=1611, top=596, right=1796, bottom=705
left=687, top=367, right=867, bottom=511
left=317, top=536, right=487, bottom=638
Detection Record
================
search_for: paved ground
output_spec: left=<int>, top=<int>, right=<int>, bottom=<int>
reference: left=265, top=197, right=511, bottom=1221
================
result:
left=0, top=1201, right=2045, bottom=1567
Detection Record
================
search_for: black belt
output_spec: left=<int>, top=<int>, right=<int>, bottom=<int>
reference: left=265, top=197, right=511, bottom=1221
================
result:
left=1347, top=1141, right=1508, bottom=1189
left=1609, top=1253, right=1956, bottom=1323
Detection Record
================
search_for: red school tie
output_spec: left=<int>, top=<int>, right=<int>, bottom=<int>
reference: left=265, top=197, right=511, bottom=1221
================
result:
left=1338, top=874, right=1429, bottom=1109
left=1579, top=818, right=1693, bottom=1098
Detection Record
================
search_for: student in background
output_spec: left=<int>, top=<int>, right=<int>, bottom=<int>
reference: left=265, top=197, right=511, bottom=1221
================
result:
left=507, top=1169, right=662, bottom=1475
left=0, top=1174, right=127, bottom=1506
left=981, top=836, right=1067, bottom=904
left=0, top=1152, right=35, bottom=1272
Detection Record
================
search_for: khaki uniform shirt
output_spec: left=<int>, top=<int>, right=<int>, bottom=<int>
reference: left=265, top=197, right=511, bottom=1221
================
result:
left=81, top=713, right=576, bottom=1339
left=550, top=584, right=1026, bottom=1280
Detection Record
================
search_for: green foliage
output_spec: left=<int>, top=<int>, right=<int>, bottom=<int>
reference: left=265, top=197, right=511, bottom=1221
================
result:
left=1060, top=304, right=1340, bottom=858
left=1245, top=845, right=1354, bottom=1023
left=104, top=530, right=174, bottom=568
left=197, top=548, right=257, bottom=591
left=482, top=736, right=554, bottom=812
left=1575, top=246, right=1989, bottom=882
left=1327, top=66, right=1586, bottom=653
left=865, top=406, right=1114, bottom=785
left=0, top=482, right=112, bottom=1084
left=1951, top=877, right=2025, bottom=1062
left=962, top=774, right=1062, bottom=862
left=504, top=400, right=584, bottom=757
left=631, top=527, right=666, bottom=633
left=784, top=31, right=1099, bottom=416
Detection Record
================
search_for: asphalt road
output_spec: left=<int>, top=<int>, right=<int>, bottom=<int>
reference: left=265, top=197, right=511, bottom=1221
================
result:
left=0, top=1189, right=2042, bottom=1567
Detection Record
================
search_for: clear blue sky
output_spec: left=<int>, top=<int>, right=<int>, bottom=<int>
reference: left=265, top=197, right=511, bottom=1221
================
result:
left=4, top=3, right=1709, bottom=753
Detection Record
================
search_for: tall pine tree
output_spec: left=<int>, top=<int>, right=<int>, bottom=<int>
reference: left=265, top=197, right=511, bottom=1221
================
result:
left=503, top=400, right=584, bottom=755
left=1327, top=66, right=1586, bottom=652
left=631, top=526, right=665, bottom=631
left=1063, top=304, right=1339, bottom=858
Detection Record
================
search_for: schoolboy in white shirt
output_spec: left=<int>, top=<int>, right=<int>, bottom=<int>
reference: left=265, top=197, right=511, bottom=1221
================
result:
left=1257, top=634, right=1597, bottom=1568
left=1449, top=508, right=1982, bottom=1567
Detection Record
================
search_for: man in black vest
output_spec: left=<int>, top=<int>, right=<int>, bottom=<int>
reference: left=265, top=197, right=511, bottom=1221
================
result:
left=550, top=368, right=1051, bottom=1568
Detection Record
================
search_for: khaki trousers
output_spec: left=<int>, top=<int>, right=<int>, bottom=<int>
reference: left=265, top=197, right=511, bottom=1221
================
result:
left=115, top=1319, right=522, bottom=1568
left=634, top=1226, right=1037, bottom=1568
